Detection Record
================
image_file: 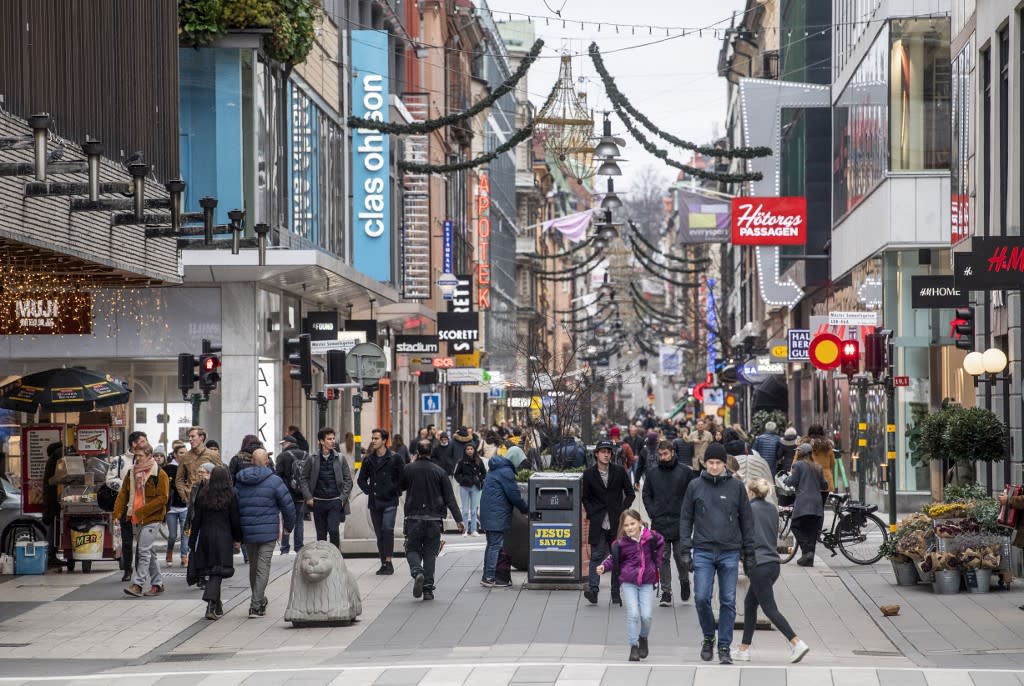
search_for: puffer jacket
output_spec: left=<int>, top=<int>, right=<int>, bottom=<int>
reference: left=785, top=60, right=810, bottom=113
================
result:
left=453, top=455, right=487, bottom=489
left=479, top=456, right=528, bottom=532
left=234, top=466, right=296, bottom=544
left=601, top=527, right=665, bottom=586
left=641, top=456, right=696, bottom=540
left=751, top=432, right=782, bottom=474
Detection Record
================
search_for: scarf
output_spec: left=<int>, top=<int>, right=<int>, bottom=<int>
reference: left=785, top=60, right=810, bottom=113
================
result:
left=130, top=454, right=155, bottom=514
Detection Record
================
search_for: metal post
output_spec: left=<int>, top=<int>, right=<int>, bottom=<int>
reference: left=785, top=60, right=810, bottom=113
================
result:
left=82, top=138, right=103, bottom=201
left=128, top=163, right=148, bottom=221
left=316, top=391, right=328, bottom=433
left=28, top=113, right=50, bottom=181
left=886, top=374, right=896, bottom=530
left=352, top=392, right=363, bottom=469
left=200, top=197, right=217, bottom=245
left=1004, top=373, right=1012, bottom=487
left=857, top=377, right=868, bottom=504
left=190, top=393, right=203, bottom=427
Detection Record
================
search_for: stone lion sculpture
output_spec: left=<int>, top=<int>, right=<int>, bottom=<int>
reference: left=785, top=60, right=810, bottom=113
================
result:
left=284, top=541, right=362, bottom=627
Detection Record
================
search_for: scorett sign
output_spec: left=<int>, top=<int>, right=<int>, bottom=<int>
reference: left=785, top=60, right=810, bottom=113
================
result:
left=731, top=197, right=807, bottom=246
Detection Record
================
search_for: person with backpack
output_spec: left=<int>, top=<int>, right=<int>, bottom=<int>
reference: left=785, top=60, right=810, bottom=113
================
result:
left=453, top=442, right=487, bottom=537
left=275, top=434, right=307, bottom=555
left=479, top=446, right=529, bottom=587
left=631, top=431, right=660, bottom=489
left=642, top=440, right=696, bottom=606
left=609, top=426, right=635, bottom=472
left=595, top=509, right=666, bottom=661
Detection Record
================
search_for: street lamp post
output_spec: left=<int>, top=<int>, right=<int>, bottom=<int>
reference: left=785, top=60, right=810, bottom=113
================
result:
left=963, top=348, right=1011, bottom=491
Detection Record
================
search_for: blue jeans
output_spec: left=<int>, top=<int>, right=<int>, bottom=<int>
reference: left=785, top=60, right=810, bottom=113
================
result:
left=483, top=530, right=504, bottom=580
left=588, top=528, right=619, bottom=594
left=621, top=582, right=655, bottom=646
left=693, top=548, right=740, bottom=647
left=281, top=501, right=304, bottom=553
left=460, top=486, right=481, bottom=533
left=165, top=508, right=188, bottom=558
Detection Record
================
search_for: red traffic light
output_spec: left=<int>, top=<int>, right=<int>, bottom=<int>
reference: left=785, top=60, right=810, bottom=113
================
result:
left=840, top=339, right=860, bottom=379
left=841, top=340, right=859, bottom=360
left=202, top=356, right=219, bottom=372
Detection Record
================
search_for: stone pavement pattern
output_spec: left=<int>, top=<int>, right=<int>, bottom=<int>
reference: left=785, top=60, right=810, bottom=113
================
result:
left=1, top=536, right=1024, bottom=685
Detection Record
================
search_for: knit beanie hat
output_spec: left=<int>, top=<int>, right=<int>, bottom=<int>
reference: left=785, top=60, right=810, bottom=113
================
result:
left=704, top=443, right=727, bottom=463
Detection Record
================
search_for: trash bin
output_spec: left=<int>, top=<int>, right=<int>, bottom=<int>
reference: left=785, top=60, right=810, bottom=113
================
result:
left=528, top=472, right=582, bottom=584
left=70, top=518, right=106, bottom=560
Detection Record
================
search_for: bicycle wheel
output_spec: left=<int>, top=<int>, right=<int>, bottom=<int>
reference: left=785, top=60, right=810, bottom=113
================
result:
left=778, top=510, right=798, bottom=563
left=837, top=512, right=888, bottom=565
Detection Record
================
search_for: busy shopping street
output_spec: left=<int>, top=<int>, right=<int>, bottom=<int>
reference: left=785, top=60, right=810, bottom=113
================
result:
left=2, top=0, right=1024, bottom=683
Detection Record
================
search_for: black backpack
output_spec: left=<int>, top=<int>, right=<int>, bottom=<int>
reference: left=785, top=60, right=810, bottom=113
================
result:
left=288, top=452, right=307, bottom=494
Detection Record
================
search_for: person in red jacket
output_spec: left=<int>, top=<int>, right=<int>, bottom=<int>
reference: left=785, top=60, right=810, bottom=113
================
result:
left=596, top=509, right=665, bottom=662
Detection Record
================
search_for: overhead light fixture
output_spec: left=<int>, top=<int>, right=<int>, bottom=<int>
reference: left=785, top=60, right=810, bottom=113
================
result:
left=600, top=178, right=622, bottom=210
left=597, top=158, right=623, bottom=176
left=594, top=112, right=622, bottom=158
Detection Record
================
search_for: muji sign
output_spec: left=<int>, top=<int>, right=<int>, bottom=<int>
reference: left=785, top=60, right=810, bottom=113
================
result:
left=731, top=196, right=807, bottom=246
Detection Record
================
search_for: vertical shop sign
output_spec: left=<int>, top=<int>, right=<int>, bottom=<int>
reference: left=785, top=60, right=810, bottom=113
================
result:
left=443, top=220, right=453, bottom=273
left=476, top=174, right=491, bottom=309
left=706, top=278, right=718, bottom=374
left=257, top=362, right=277, bottom=451
left=351, top=30, right=391, bottom=281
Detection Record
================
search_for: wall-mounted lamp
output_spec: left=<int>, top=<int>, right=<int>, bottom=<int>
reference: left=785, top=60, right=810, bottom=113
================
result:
left=228, top=208, right=245, bottom=254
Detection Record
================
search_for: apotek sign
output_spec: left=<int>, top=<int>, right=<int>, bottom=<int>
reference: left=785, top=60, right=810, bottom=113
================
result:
left=731, top=196, right=807, bottom=246
left=476, top=174, right=491, bottom=309
left=351, top=30, right=391, bottom=281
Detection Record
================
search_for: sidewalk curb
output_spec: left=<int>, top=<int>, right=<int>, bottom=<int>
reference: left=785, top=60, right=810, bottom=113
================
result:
left=129, top=557, right=295, bottom=666
left=834, top=567, right=933, bottom=668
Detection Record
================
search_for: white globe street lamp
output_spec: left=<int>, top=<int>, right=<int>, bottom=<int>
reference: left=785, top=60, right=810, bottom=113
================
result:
left=962, top=351, right=985, bottom=377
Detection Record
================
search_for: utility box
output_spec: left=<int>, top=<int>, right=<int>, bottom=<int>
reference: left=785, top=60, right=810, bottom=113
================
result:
left=528, top=472, right=583, bottom=584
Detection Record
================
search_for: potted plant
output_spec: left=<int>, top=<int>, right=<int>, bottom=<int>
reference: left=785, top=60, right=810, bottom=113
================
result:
left=886, top=513, right=931, bottom=586
left=879, top=538, right=918, bottom=586
left=921, top=552, right=962, bottom=594
left=944, top=407, right=1008, bottom=483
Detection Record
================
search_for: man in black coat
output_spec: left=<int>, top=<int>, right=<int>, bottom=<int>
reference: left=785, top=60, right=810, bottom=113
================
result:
left=399, top=440, right=465, bottom=601
left=642, top=440, right=696, bottom=606
left=274, top=434, right=308, bottom=555
left=580, top=439, right=635, bottom=606
left=357, top=428, right=405, bottom=575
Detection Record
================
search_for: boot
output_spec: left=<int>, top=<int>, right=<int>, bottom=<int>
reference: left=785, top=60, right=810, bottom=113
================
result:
left=638, top=636, right=649, bottom=659
left=205, top=600, right=219, bottom=620
left=680, top=580, right=691, bottom=602
left=215, top=600, right=224, bottom=617
left=165, top=550, right=173, bottom=564
left=611, top=589, right=622, bottom=606
left=628, top=645, right=641, bottom=662
left=796, top=552, right=814, bottom=567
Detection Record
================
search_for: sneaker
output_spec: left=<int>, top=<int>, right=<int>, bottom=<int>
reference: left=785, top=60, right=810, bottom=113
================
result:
left=731, top=647, right=751, bottom=662
left=719, top=648, right=733, bottom=665
left=462, top=532, right=469, bottom=537
left=413, top=573, right=425, bottom=599
left=680, top=581, right=691, bottom=602
left=470, top=531, right=480, bottom=537
left=789, top=640, right=809, bottom=663
left=700, top=637, right=715, bottom=662
left=638, top=636, right=649, bottom=659
left=248, top=606, right=260, bottom=618
left=480, top=577, right=496, bottom=587
left=381, top=561, right=394, bottom=575
left=491, top=578, right=512, bottom=588
left=628, top=645, right=640, bottom=662
left=123, top=584, right=143, bottom=597
left=143, top=585, right=164, bottom=596
left=796, top=553, right=814, bottom=567
left=121, top=572, right=132, bottom=582
left=257, top=605, right=266, bottom=617
left=583, top=589, right=598, bottom=605
left=659, top=591, right=672, bottom=607
left=422, top=589, right=434, bottom=601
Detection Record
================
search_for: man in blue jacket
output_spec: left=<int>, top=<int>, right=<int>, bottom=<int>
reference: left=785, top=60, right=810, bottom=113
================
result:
left=479, top=446, right=529, bottom=587
left=750, top=421, right=782, bottom=475
left=235, top=449, right=295, bottom=617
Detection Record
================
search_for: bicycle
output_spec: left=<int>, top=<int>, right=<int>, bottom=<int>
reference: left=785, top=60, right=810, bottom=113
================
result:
left=777, top=492, right=888, bottom=565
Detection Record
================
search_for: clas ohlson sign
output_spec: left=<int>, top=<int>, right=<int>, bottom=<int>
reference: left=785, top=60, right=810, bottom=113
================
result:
left=351, top=30, right=391, bottom=282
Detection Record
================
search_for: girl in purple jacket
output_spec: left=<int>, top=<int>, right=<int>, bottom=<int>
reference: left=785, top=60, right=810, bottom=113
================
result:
left=596, top=509, right=666, bottom=661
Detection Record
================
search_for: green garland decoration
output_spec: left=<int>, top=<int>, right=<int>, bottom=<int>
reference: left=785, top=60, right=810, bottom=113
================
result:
left=629, top=288, right=678, bottom=322
left=524, top=232, right=598, bottom=259
left=350, top=39, right=544, bottom=135
left=628, top=234, right=709, bottom=275
left=614, top=103, right=762, bottom=183
left=629, top=221, right=711, bottom=266
left=535, top=255, right=603, bottom=282
left=399, top=125, right=534, bottom=173
left=530, top=248, right=604, bottom=277
left=589, top=43, right=772, bottom=160
left=630, top=246, right=701, bottom=287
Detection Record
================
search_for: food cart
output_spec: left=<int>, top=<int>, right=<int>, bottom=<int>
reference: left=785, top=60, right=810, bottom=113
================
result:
left=56, top=454, right=119, bottom=572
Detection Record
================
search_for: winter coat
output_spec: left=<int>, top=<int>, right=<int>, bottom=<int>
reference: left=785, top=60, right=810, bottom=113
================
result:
left=162, top=463, right=188, bottom=509
left=751, top=432, right=781, bottom=474
left=431, top=441, right=455, bottom=474
left=678, top=468, right=755, bottom=556
left=749, top=497, right=781, bottom=567
left=357, top=449, right=405, bottom=509
left=229, top=451, right=257, bottom=478
left=601, top=527, right=666, bottom=586
left=113, top=462, right=169, bottom=526
left=641, top=456, right=696, bottom=540
left=189, top=492, right=242, bottom=578
left=453, top=455, right=487, bottom=490
left=731, top=453, right=778, bottom=506
left=479, top=456, right=528, bottom=531
left=176, top=445, right=222, bottom=504
left=275, top=446, right=307, bottom=501
left=687, top=430, right=714, bottom=465
left=672, top=437, right=694, bottom=466
left=299, top=449, right=354, bottom=517
left=553, top=438, right=585, bottom=468
left=812, top=443, right=837, bottom=491
left=632, top=445, right=660, bottom=484
left=451, top=432, right=481, bottom=468
left=234, top=466, right=296, bottom=544
left=399, top=457, right=463, bottom=523
left=784, top=460, right=827, bottom=519
left=580, top=462, right=635, bottom=546
left=776, top=441, right=797, bottom=474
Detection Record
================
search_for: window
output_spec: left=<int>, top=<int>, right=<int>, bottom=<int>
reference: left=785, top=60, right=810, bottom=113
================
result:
left=999, top=28, right=1009, bottom=233
left=981, top=46, right=991, bottom=236
left=889, top=19, right=951, bottom=171
left=950, top=38, right=973, bottom=244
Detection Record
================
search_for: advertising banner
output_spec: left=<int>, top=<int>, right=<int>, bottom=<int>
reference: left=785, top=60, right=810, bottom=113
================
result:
left=659, top=345, right=681, bottom=376
left=910, top=275, right=967, bottom=309
left=351, top=30, right=391, bottom=281
left=305, top=311, right=339, bottom=341
left=677, top=188, right=731, bottom=243
left=20, top=425, right=62, bottom=513
left=731, top=196, right=807, bottom=246
left=954, top=237, right=1024, bottom=290
left=787, top=329, right=811, bottom=361
left=394, top=335, right=440, bottom=355
left=437, top=312, right=480, bottom=341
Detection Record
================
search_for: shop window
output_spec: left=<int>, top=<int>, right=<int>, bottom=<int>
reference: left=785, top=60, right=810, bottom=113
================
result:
left=950, top=38, right=973, bottom=244
left=889, top=18, right=951, bottom=172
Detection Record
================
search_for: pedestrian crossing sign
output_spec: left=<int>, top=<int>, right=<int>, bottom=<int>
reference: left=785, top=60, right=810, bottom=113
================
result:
left=421, top=393, right=441, bottom=414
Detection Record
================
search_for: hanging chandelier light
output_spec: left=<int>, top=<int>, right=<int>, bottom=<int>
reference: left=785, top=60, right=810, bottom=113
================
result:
left=535, top=55, right=596, bottom=183
left=600, top=178, right=622, bottom=210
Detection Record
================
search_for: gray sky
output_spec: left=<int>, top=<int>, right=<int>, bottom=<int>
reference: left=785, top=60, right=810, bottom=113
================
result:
left=491, top=0, right=747, bottom=191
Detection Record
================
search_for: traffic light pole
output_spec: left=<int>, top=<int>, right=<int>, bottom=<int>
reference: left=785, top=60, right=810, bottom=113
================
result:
left=188, top=392, right=208, bottom=426
left=856, top=376, right=868, bottom=504
left=314, top=391, right=329, bottom=433
left=886, top=372, right=897, bottom=532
